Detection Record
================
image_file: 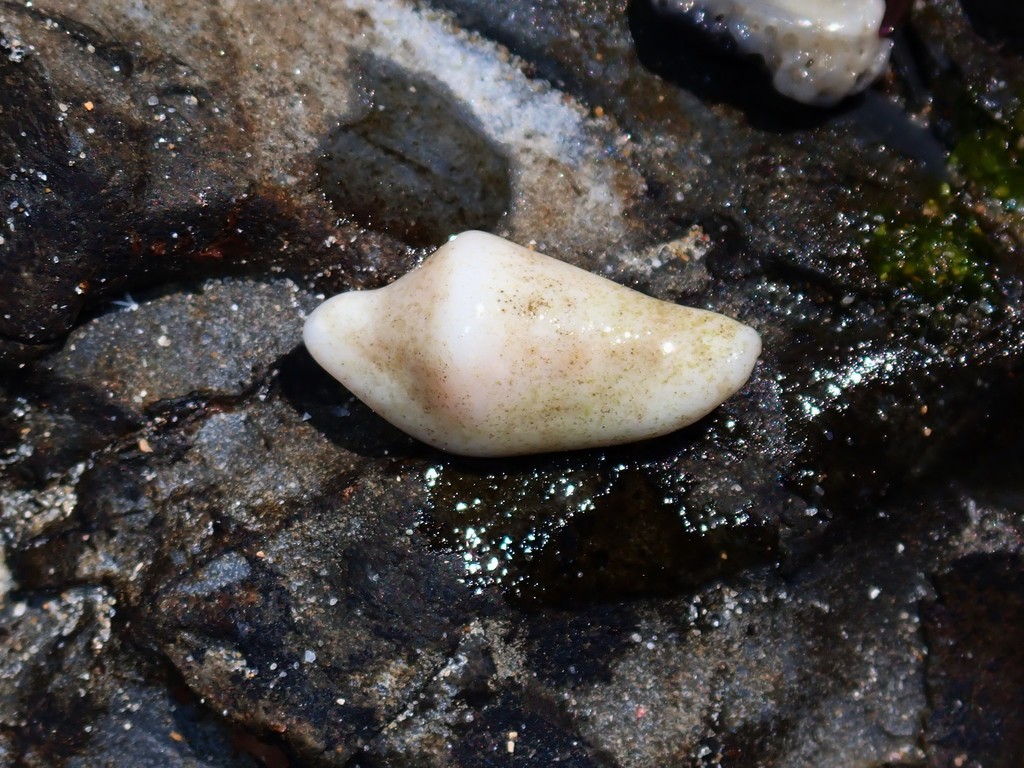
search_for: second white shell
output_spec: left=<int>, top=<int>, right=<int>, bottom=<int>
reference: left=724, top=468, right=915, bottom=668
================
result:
left=303, top=231, right=761, bottom=457
left=655, top=0, right=894, bottom=106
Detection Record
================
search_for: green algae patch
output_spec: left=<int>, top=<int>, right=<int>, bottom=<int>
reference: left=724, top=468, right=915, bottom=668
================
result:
left=868, top=212, right=997, bottom=302
left=949, top=96, right=1024, bottom=213
left=864, top=90, right=1024, bottom=304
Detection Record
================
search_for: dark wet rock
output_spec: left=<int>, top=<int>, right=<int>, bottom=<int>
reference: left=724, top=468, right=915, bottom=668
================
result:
left=0, top=587, right=263, bottom=767
left=48, top=278, right=317, bottom=409
left=0, top=588, right=118, bottom=761
left=0, top=375, right=139, bottom=487
left=0, top=1, right=256, bottom=364
left=1, top=0, right=1023, bottom=766
left=420, top=406, right=793, bottom=610
left=7, top=374, right=485, bottom=763
left=0, top=276, right=314, bottom=522
left=923, top=552, right=1024, bottom=768
left=64, top=678, right=266, bottom=768
left=911, top=0, right=1024, bottom=105
left=527, top=488, right=948, bottom=768
left=320, top=58, right=513, bottom=247
left=0, top=1, right=406, bottom=368
left=959, top=0, right=1024, bottom=51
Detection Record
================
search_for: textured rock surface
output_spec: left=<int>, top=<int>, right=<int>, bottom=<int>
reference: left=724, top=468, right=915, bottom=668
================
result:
left=1, top=0, right=1023, bottom=766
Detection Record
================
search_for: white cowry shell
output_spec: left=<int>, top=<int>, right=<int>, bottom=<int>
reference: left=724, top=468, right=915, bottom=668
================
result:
left=303, top=231, right=761, bottom=457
